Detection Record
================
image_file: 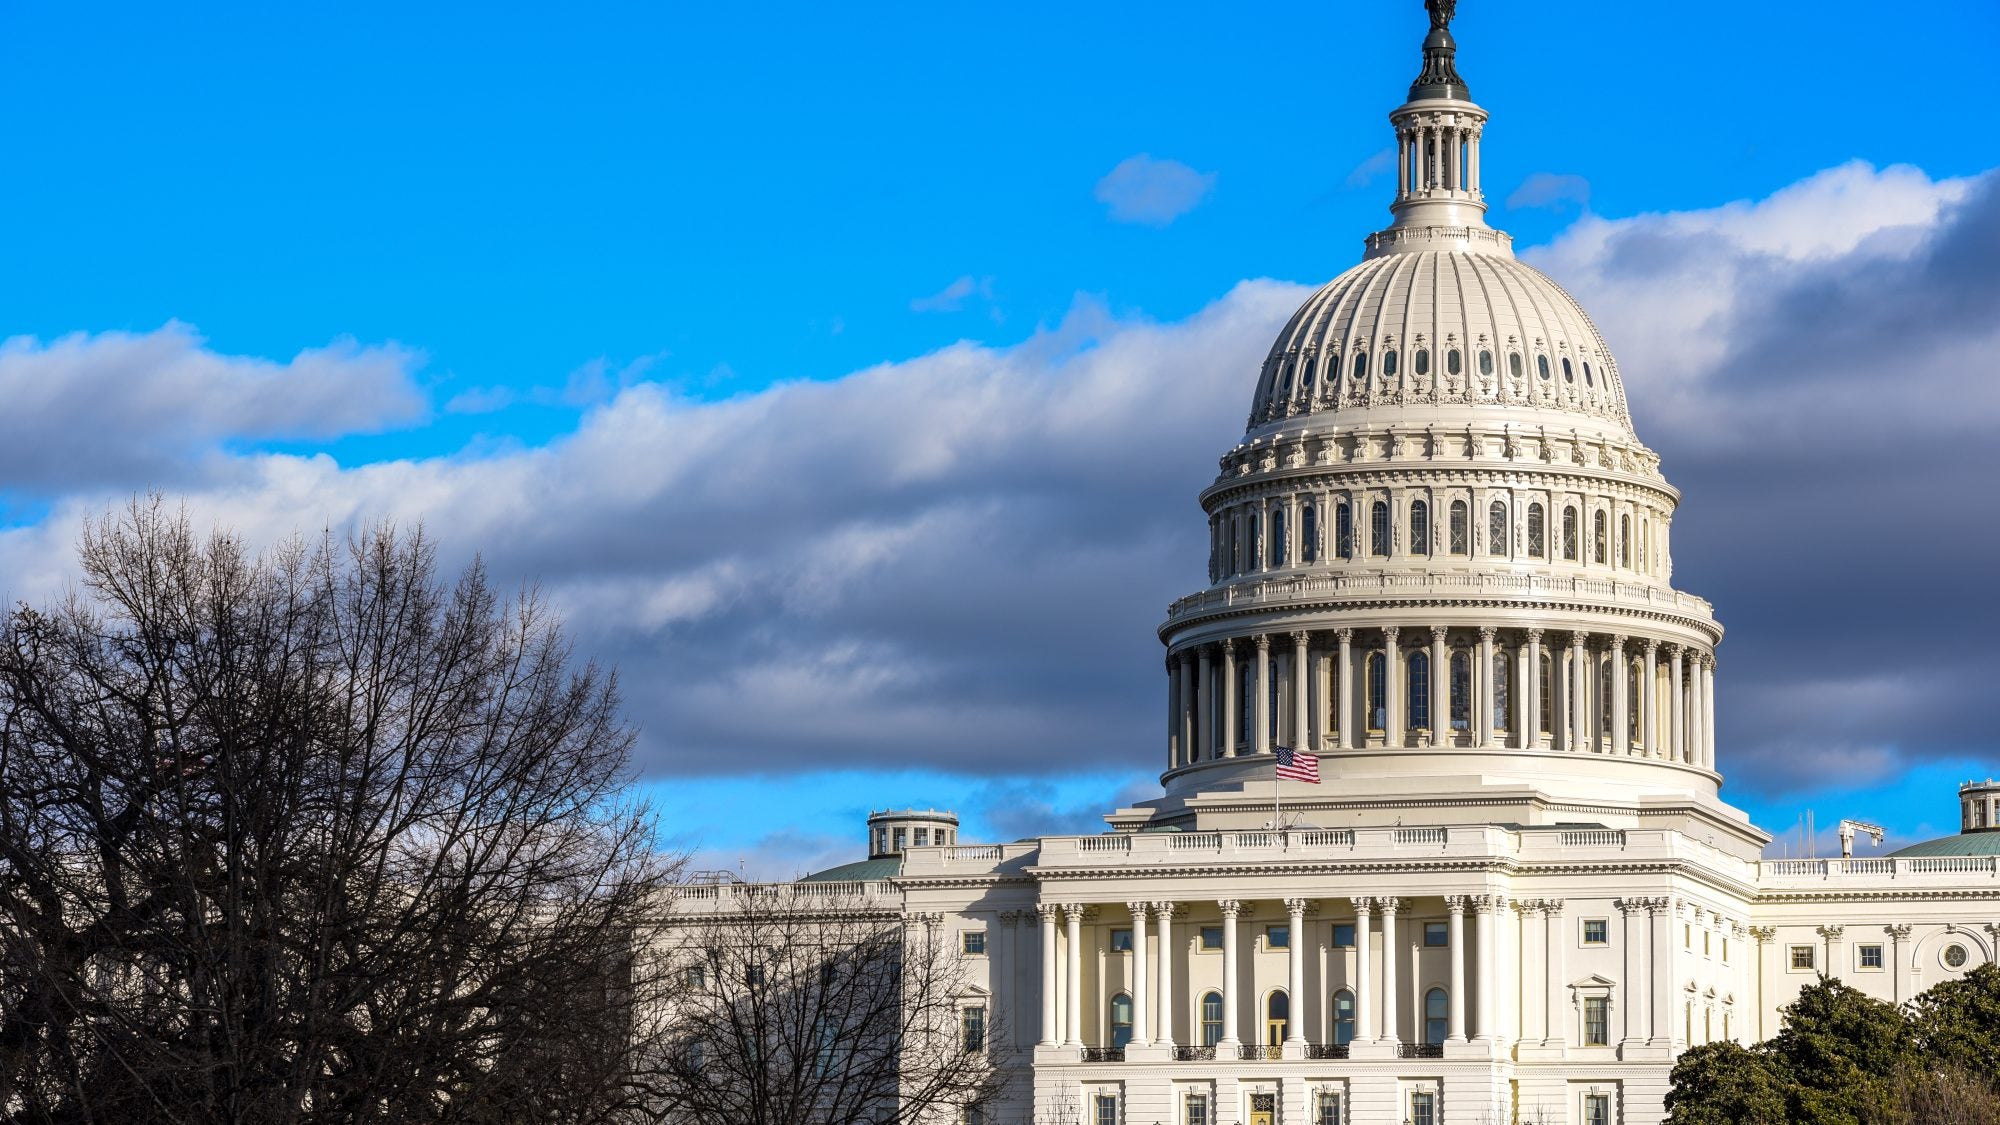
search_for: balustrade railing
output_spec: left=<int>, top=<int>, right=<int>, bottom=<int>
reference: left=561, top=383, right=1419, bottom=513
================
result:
left=1165, top=570, right=1715, bottom=623
left=1397, top=1042, right=1444, bottom=1059
left=1081, top=1047, right=1125, bottom=1063
left=1172, top=1045, right=1216, bottom=1061
left=1306, top=1043, right=1351, bottom=1059
left=1239, top=1044, right=1283, bottom=1061
left=1559, top=830, right=1625, bottom=848
left=1758, top=856, right=2000, bottom=879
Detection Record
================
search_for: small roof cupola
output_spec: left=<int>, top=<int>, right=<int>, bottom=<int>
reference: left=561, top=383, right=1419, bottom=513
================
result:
left=1962, top=780, right=2000, bottom=834
left=1373, top=0, right=1498, bottom=250
left=867, top=808, right=959, bottom=859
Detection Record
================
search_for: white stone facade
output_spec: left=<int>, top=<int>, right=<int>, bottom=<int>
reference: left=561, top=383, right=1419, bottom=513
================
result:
left=670, top=6, right=2000, bottom=1124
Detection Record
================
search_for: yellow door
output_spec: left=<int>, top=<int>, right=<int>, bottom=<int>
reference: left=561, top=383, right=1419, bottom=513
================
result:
left=1249, top=1113, right=1273, bottom=1125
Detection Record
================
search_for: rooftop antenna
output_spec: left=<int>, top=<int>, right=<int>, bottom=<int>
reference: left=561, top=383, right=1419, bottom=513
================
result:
left=1838, top=819, right=1885, bottom=859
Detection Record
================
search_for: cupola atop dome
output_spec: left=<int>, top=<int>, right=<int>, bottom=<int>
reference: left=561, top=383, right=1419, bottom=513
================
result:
left=1408, top=0, right=1471, bottom=102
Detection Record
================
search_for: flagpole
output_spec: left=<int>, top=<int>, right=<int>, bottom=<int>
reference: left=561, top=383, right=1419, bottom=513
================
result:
left=1274, top=749, right=1283, bottom=834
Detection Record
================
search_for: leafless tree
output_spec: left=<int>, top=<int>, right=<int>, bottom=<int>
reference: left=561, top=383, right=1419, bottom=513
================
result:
left=654, top=886, right=1001, bottom=1125
left=0, top=500, right=682, bottom=1124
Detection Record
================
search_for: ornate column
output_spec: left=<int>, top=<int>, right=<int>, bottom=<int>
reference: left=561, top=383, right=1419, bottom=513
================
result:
left=1518, top=900, right=1545, bottom=1041
left=1817, top=924, right=1845, bottom=976
left=1285, top=898, right=1309, bottom=1046
left=1155, top=903, right=1178, bottom=1046
left=1445, top=896, right=1468, bottom=1042
left=1384, top=627, right=1403, bottom=747
left=1352, top=898, right=1376, bottom=1042
left=1380, top=897, right=1402, bottom=1043
left=1702, top=655, right=1718, bottom=769
left=1196, top=645, right=1215, bottom=762
left=1038, top=904, right=1059, bottom=1047
left=1222, top=641, right=1240, bottom=758
left=1396, top=127, right=1411, bottom=197
left=1166, top=654, right=1182, bottom=768
left=1476, top=627, right=1496, bottom=749
left=1618, top=899, right=1646, bottom=1045
left=1219, top=900, right=1243, bottom=1047
left=1254, top=637, right=1273, bottom=756
left=1748, top=925, right=1776, bottom=1040
left=1129, top=902, right=1152, bottom=1046
left=1063, top=905, right=1086, bottom=1047
left=1610, top=636, right=1629, bottom=755
left=1336, top=628, right=1355, bottom=750
left=1570, top=632, right=1589, bottom=753
left=1642, top=641, right=1659, bottom=758
left=1523, top=628, right=1543, bottom=749
left=1543, top=900, right=1566, bottom=1044
left=1430, top=626, right=1450, bottom=748
left=1492, top=895, right=1512, bottom=1042
left=1651, top=900, right=1675, bottom=1044
left=1667, top=645, right=1686, bottom=763
left=1291, top=631, right=1311, bottom=751
left=1887, top=924, right=1912, bottom=1004
left=1473, top=895, right=1496, bottom=1041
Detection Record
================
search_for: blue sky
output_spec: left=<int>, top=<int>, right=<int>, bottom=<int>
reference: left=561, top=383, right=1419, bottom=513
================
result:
left=2, top=0, right=1997, bottom=876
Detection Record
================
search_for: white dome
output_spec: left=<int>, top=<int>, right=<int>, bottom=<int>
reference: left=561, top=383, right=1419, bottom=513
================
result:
left=1247, top=248, right=1635, bottom=438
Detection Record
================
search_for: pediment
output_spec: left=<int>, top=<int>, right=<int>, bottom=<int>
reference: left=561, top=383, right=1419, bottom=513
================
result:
left=1568, top=974, right=1616, bottom=989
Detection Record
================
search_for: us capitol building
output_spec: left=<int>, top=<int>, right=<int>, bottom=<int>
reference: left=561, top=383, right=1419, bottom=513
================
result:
left=669, top=5, right=2000, bottom=1123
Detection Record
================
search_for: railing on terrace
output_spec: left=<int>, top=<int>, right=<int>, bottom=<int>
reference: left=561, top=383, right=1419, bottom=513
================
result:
left=1398, top=1043, right=1445, bottom=1059
left=1560, top=830, right=1626, bottom=848
left=1394, top=828, right=1448, bottom=846
left=1306, top=1043, right=1351, bottom=1060
left=1173, top=1045, right=1217, bottom=1061
left=1759, top=856, right=2000, bottom=879
left=1165, top=570, right=1714, bottom=624
left=942, top=844, right=1004, bottom=861
left=1080, top=1047, right=1125, bottom=1063
left=667, top=880, right=901, bottom=907
left=1239, top=1045, right=1283, bottom=1061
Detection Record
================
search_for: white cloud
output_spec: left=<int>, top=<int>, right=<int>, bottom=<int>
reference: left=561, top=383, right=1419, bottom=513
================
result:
left=910, top=275, right=996, bottom=314
left=1094, top=154, right=1217, bottom=226
left=1506, top=172, right=1591, bottom=212
left=1345, top=147, right=1396, bottom=188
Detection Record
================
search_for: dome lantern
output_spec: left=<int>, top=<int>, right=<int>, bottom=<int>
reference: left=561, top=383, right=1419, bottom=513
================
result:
left=1378, top=0, right=1495, bottom=245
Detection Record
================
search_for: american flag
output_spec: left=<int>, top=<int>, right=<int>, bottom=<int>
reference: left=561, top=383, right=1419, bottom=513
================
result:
left=1274, top=746, right=1320, bottom=784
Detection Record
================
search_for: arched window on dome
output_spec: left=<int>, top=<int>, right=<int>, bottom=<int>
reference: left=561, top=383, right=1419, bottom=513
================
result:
left=1279, top=359, right=1296, bottom=401
left=1450, top=649, right=1472, bottom=731
left=1583, top=360, right=1595, bottom=387
left=1488, top=500, right=1508, bottom=556
left=1270, top=507, right=1288, bottom=568
left=1370, top=501, right=1390, bottom=557
left=1382, top=350, right=1399, bottom=377
left=1249, top=511, right=1264, bottom=571
left=1537, top=355, right=1552, bottom=381
left=1410, top=499, right=1430, bottom=556
left=1620, top=514, right=1632, bottom=568
left=1562, top=357, right=1575, bottom=383
left=1200, top=991, right=1224, bottom=1047
left=1480, top=349, right=1495, bottom=377
left=1414, top=349, right=1430, bottom=377
left=1493, top=657, right=1512, bottom=735
left=1527, top=503, right=1546, bottom=558
left=1333, top=989, right=1357, bottom=1046
left=1425, top=989, right=1448, bottom=1047
left=1562, top=506, right=1579, bottom=561
left=1367, top=652, right=1387, bottom=732
left=1302, top=503, right=1318, bottom=564
left=1326, top=353, right=1341, bottom=392
left=1239, top=663, right=1255, bottom=751
left=1448, top=348, right=1462, bottom=377
left=1353, top=353, right=1369, bottom=382
left=1538, top=652, right=1554, bottom=736
left=1110, top=992, right=1134, bottom=1049
left=1508, top=352, right=1523, bottom=379
left=1336, top=503, right=1354, bottom=559
left=1269, top=670, right=1281, bottom=742
left=1449, top=499, right=1468, bottom=555
left=1301, top=356, right=1316, bottom=392
left=1593, top=510, right=1608, bottom=565
left=1640, top=519, right=1650, bottom=574
left=1600, top=657, right=1613, bottom=741
left=1408, top=651, right=1431, bottom=732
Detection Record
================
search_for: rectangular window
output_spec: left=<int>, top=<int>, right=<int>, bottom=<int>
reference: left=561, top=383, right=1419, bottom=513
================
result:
left=1584, top=996, right=1609, bottom=1045
left=1684, top=923, right=1692, bottom=950
left=1790, top=945, right=1816, bottom=971
left=1200, top=925, right=1224, bottom=951
left=1722, top=937, right=1730, bottom=963
left=894, top=828, right=907, bottom=852
left=961, top=931, right=986, bottom=956
left=1333, top=923, right=1356, bottom=948
left=1424, top=922, right=1448, bottom=947
left=1585, top=1093, right=1610, bottom=1125
left=1095, top=1094, right=1118, bottom=1125
left=1110, top=928, right=1133, bottom=952
left=962, top=1006, right=986, bottom=1052
left=1185, top=1094, right=1210, bottom=1125
left=1582, top=919, right=1609, bottom=945
left=914, top=828, right=929, bottom=847
left=1266, top=924, right=1290, bottom=950
left=1410, top=1091, right=1436, bottom=1125
left=1315, top=1092, right=1341, bottom=1125
left=1703, top=930, right=1711, bottom=957
left=1860, top=944, right=1884, bottom=970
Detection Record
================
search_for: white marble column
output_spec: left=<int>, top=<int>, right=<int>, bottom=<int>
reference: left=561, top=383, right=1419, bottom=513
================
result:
left=1430, top=626, right=1450, bottom=748
left=1253, top=637, right=1272, bottom=756
left=1523, top=628, right=1543, bottom=749
left=1352, top=898, right=1376, bottom=1042
left=1570, top=632, right=1589, bottom=753
left=1702, top=655, right=1718, bottom=769
left=1196, top=645, right=1215, bottom=762
left=1221, top=641, right=1239, bottom=758
left=1473, top=896, right=1495, bottom=1041
left=1311, top=645, right=1329, bottom=752
left=1155, top=903, right=1178, bottom=1046
left=1668, top=645, right=1686, bottom=763
left=1129, top=902, right=1151, bottom=1046
left=1446, top=896, right=1468, bottom=1042
left=1219, top=900, right=1242, bottom=1047
left=1380, top=898, right=1402, bottom=1043
left=1336, top=628, right=1355, bottom=750
left=1642, top=641, right=1659, bottom=759
left=1291, top=631, right=1310, bottom=750
left=1476, top=627, right=1495, bottom=749
left=1038, top=904, right=1059, bottom=1047
left=1887, top=923, right=1911, bottom=1004
left=1063, top=905, right=1084, bottom=1047
left=1384, top=627, right=1403, bottom=747
left=1543, top=901, right=1565, bottom=1044
left=1610, top=636, right=1629, bottom=755
left=1492, top=896, right=1511, bottom=1042
left=1285, top=898, right=1308, bottom=1046
left=1619, top=900, right=1645, bottom=1044
left=1651, top=900, right=1674, bottom=1043
left=1519, top=901, right=1545, bottom=1041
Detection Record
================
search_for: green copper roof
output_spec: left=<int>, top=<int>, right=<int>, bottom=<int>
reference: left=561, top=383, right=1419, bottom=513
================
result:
left=1886, top=832, right=2000, bottom=858
left=798, top=857, right=902, bottom=883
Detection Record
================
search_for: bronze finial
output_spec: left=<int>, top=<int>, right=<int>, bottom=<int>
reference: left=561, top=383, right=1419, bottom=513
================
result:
left=1426, top=0, right=1456, bottom=31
